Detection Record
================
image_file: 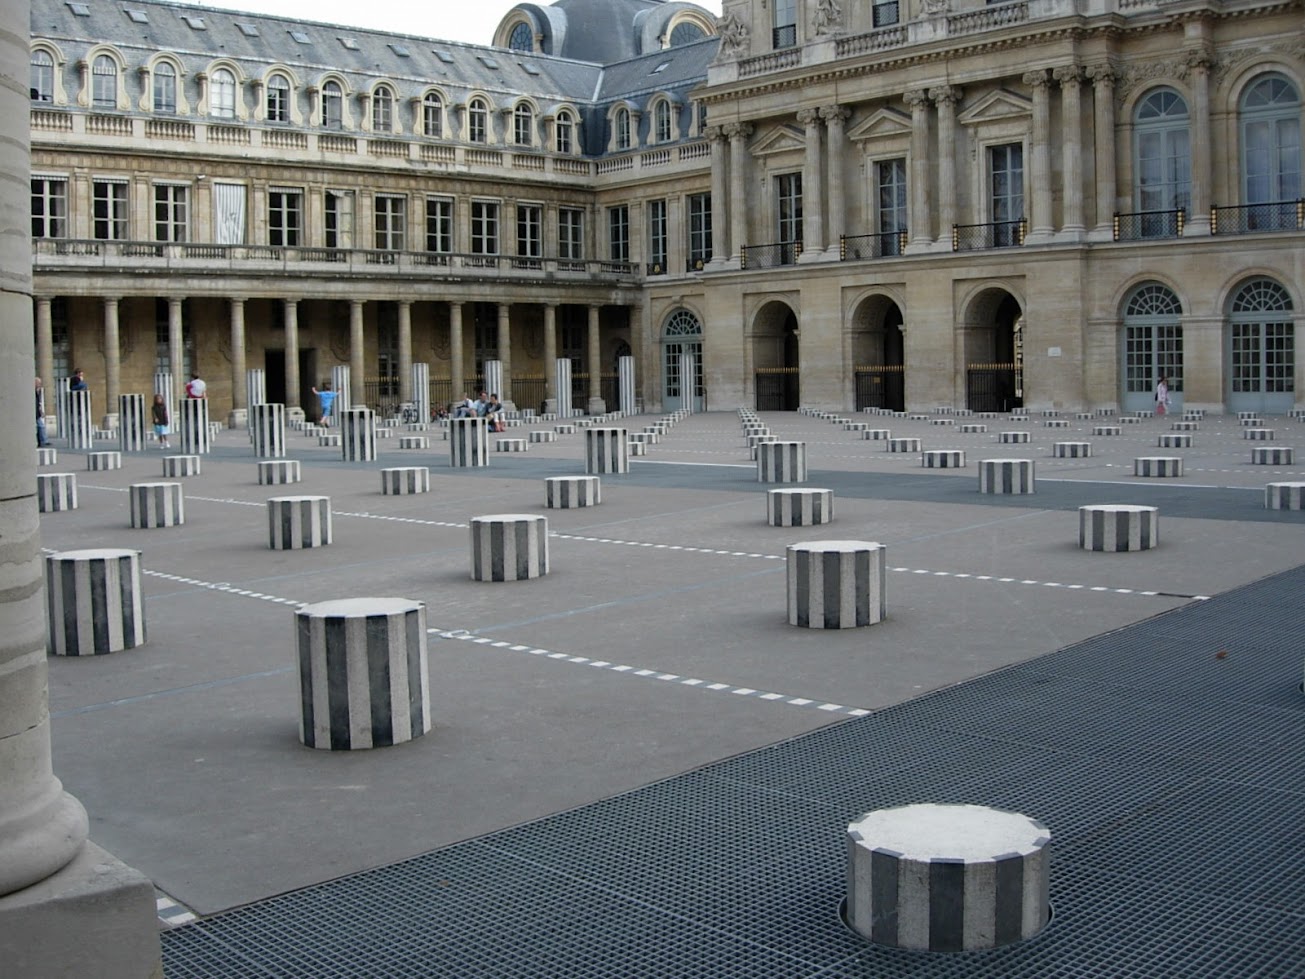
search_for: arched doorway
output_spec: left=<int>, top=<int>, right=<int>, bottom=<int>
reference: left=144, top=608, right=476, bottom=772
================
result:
left=1226, top=277, right=1295, bottom=414
left=753, top=300, right=799, bottom=410
left=963, top=290, right=1023, bottom=412
left=851, top=295, right=905, bottom=411
left=660, top=309, right=704, bottom=412
left=1120, top=282, right=1184, bottom=414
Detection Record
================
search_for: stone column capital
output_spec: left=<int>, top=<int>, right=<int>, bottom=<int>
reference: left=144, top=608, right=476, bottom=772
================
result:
left=928, top=86, right=961, bottom=107
left=1086, top=63, right=1117, bottom=87
left=724, top=122, right=753, bottom=141
left=1053, top=64, right=1082, bottom=86
left=704, top=124, right=727, bottom=142
left=820, top=104, right=850, bottom=125
left=904, top=89, right=931, bottom=110
left=797, top=107, right=822, bottom=127
left=1023, top=69, right=1050, bottom=90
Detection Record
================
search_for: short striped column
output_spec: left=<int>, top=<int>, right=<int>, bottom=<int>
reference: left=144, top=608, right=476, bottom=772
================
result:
left=45, top=548, right=146, bottom=656
left=585, top=428, right=629, bottom=474
left=450, top=417, right=489, bottom=467
left=786, top=540, right=886, bottom=629
left=162, top=454, right=201, bottom=477
left=1079, top=504, right=1159, bottom=552
left=886, top=438, right=920, bottom=453
left=1252, top=446, right=1294, bottom=465
left=258, top=460, right=301, bottom=485
left=1238, top=412, right=1261, bottom=423
left=470, top=514, right=549, bottom=580
left=1157, top=433, right=1191, bottom=448
left=555, top=423, right=577, bottom=435
left=545, top=475, right=601, bottom=508
left=863, top=429, right=892, bottom=440
left=1243, top=427, right=1275, bottom=440
left=979, top=459, right=1035, bottom=494
left=295, top=598, right=430, bottom=750
left=178, top=397, right=211, bottom=454
left=846, top=803, right=1051, bottom=951
left=87, top=451, right=122, bottom=471
left=37, top=447, right=57, bottom=466
left=399, top=435, right=429, bottom=449
left=1118, top=415, right=1143, bottom=424
left=845, top=422, right=869, bottom=432
left=1092, top=425, right=1121, bottom=436
left=767, top=488, right=833, bottom=527
left=250, top=403, right=286, bottom=458
left=267, top=496, right=332, bottom=549
left=529, top=430, right=558, bottom=444
left=929, top=418, right=954, bottom=427
left=1265, top=482, right=1305, bottom=510
left=757, top=441, right=807, bottom=483
left=1053, top=442, right=1091, bottom=458
left=130, top=482, right=184, bottom=527
left=340, top=407, right=377, bottom=462
left=1171, top=420, right=1200, bottom=431
left=118, top=394, right=147, bottom=452
left=1134, top=456, right=1183, bottom=477
left=922, top=449, right=965, bottom=468
left=381, top=467, right=430, bottom=495
left=66, top=388, right=93, bottom=450
left=959, top=424, right=988, bottom=434
left=629, top=440, right=647, bottom=457
left=36, top=473, right=78, bottom=512
left=496, top=438, right=528, bottom=452
left=998, top=431, right=1030, bottom=444
left=318, top=433, right=341, bottom=448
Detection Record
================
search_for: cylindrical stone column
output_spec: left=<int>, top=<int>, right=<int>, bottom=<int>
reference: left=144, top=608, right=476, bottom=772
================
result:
left=979, top=459, right=1036, bottom=494
left=36, top=472, right=78, bottom=512
left=178, top=397, right=210, bottom=454
left=470, top=514, right=549, bottom=581
left=258, top=460, right=301, bottom=485
left=246, top=369, right=266, bottom=439
left=922, top=449, right=965, bottom=468
left=267, top=496, right=332, bottom=550
left=1079, top=504, right=1159, bottom=552
left=331, top=365, right=351, bottom=416
left=130, top=482, right=184, bottom=527
left=1053, top=441, right=1091, bottom=458
left=450, top=416, right=489, bottom=467
left=585, top=428, right=629, bottom=474
left=87, top=450, right=122, bottom=471
left=484, top=360, right=503, bottom=407
left=66, top=388, right=93, bottom=449
left=545, top=475, right=601, bottom=508
left=251, top=402, right=286, bottom=458
left=787, top=540, right=886, bottom=629
left=45, top=549, right=146, bottom=656
left=757, top=441, right=807, bottom=483
left=555, top=358, right=573, bottom=419
left=1265, top=482, right=1305, bottom=510
left=1134, top=457, right=1183, bottom=477
left=846, top=803, right=1051, bottom=951
left=162, top=455, right=201, bottom=478
left=294, top=598, right=431, bottom=750
left=340, top=407, right=377, bottom=462
left=412, top=362, right=430, bottom=426
left=381, top=467, right=430, bottom=495
left=767, top=488, right=833, bottom=527
left=118, top=394, right=146, bottom=452
left=618, top=355, right=636, bottom=416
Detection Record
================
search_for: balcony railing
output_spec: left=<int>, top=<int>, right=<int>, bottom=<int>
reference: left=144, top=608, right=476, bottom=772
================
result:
left=952, top=219, right=1026, bottom=251
left=840, top=231, right=907, bottom=260
left=1211, top=200, right=1304, bottom=235
left=1113, top=208, right=1184, bottom=241
left=740, top=240, right=802, bottom=269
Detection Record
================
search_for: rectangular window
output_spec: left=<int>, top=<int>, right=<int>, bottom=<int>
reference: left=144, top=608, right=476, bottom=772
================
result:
left=559, top=207, right=584, bottom=260
left=93, top=180, right=129, bottom=240
left=877, top=158, right=907, bottom=254
left=471, top=200, right=499, bottom=255
left=154, top=184, right=188, bottom=242
left=873, top=0, right=900, bottom=27
left=153, top=67, right=176, bottom=113
left=989, top=142, right=1024, bottom=245
left=425, top=196, right=453, bottom=253
left=516, top=204, right=542, bottom=259
left=648, top=199, right=667, bottom=272
left=325, top=190, right=353, bottom=249
left=213, top=182, right=246, bottom=245
left=31, top=177, right=68, bottom=238
left=687, top=192, right=711, bottom=269
left=268, top=189, right=302, bottom=247
left=608, top=205, right=629, bottom=263
left=777, top=172, right=802, bottom=243
left=92, top=58, right=116, bottom=108
left=266, top=78, right=290, bottom=123
left=374, top=194, right=406, bottom=251
left=773, top=0, right=797, bottom=48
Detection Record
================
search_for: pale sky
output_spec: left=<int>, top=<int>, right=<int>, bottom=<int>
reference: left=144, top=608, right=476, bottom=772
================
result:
left=197, top=0, right=723, bottom=47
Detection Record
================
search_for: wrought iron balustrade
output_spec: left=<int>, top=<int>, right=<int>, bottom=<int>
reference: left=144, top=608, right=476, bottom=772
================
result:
left=741, top=240, right=801, bottom=269
left=1113, top=208, right=1184, bottom=241
left=1211, top=200, right=1304, bottom=235
left=952, top=219, right=1025, bottom=251
left=841, top=231, right=907, bottom=260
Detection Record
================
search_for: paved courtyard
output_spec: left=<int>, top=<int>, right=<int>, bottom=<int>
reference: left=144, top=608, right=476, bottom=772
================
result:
left=37, top=407, right=1305, bottom=976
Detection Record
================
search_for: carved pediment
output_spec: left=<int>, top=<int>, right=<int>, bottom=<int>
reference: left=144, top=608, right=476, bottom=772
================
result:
left=847, top=107, right=912, bottom=142
left=957, top=89, right=1031, bottom=126
left=751, top=124, right=805, bottom=156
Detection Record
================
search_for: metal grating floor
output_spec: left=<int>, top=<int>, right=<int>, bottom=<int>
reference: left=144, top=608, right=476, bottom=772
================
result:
left=162, top=564, right=1305, bottom=978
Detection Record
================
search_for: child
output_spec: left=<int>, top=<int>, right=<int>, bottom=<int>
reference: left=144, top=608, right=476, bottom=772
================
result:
left=311, top=382, right=337, bottom=427
left=152, top=393, right=170, bottom=448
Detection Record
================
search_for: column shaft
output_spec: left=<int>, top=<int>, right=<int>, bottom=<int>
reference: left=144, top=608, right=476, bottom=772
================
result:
left=905, top=91, right=932, bottom=246
left=930, top=88, right=959, bottom=234
left=284, top=299, right=300, bottom=408
left=1186, top=54, right=1213, bottom=233
left=822, top=106, right=849, bottom=251
left=727, top=124, right=752, bottom=262
left=35, top=297, right=54, bottom=393
left=587, top=305, right=602, bottom=402
left=397, top=300, right=412, bottom=403
left=102, top=297, right=120, bottom=421
left=230, top=298, right=246, bottom=410
left=543, top=303, right=558, bottom=406
left=349, top=299, right=365, bottom=405
left=708, top=128, right=728, bottom=263
left=1026, top=71, right=1053, bottom=236
left=497, top=303, right=512, bottom=402
left=168, top=297, right=184, bottom=404
left=1056, top=67, right=1085, bottom=233
left=1089, top=66, right=1117, bottom=234
left=798, top=109, right=825, bottom=252
left=449, top=302, right=464, bottom=400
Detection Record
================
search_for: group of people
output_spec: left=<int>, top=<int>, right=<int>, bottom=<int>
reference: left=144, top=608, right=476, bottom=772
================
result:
left=36, top=370, right=206, bottom=448
left=452, top=391, right=508, bottom=432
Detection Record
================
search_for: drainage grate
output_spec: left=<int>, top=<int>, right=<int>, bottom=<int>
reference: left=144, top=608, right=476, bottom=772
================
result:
left=164, top=563, right=1305, bottom=978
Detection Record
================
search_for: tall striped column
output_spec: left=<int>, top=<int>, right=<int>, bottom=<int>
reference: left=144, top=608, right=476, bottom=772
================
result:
left=54, top=375, right=71, bottom=441
left=245, top=368, right=266, bottom=414
left=555, top=358, right=573, bottom=419
left=450, top=417, right=489, bottom=467
left=585, top=428, right=629, bottom=474
left=118, top=394, right=147, bottom=452
left=412, top=362, right=430, bottom=425
left=331, top=365, right=351, bottom=414
left=340, top=407, right=377, bottom=462
left=294, top=598, right=431, bottom=750
left=65, top=388, right=93, bottom=450
left=250, top=403, right=286, bottom=458
left=154, top=372, right=175, bottom=421
left=178, top=397, right=210, bottom=454
left=679, top=351, right=696, bottom=413
left=484, top=360, right=503, bottom=404
left=45, top=549, right=146, bottom=656
left=618, top=355, right=636, bottom=415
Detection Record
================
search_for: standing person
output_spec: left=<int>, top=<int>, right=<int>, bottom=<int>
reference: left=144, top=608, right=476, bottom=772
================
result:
left=185, top=372, right=207, bottom=398
left=1155, top=374, right=1171, bottom=415
left=311, top=381, right=337, bottom=427
left=35, top=377, right=50, bottom=447
left=152, top=393, right=170, bottom=448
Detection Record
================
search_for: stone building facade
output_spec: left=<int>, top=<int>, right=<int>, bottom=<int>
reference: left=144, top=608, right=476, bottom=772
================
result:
left=29, top=0, right=1304, bottom=421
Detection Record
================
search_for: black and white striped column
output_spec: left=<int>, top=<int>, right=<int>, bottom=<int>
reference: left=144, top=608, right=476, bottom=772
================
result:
left=555, top=358, right=572, bottom=419
left=1052, top=441, right=1091, bottom=458
left=412, top=362, right=430, bottom=428
left=246, top=369, right=266, bottom=415
left=399, top=434, right=429, bottom=450
left=496, top=438, right=528, bottom=452
left=1158, top=433, right=1191, bottom=449
left=45, top=548, right=146, bottom=656
left=1079, top=504, right=1159, bottom=552
left=786, top=540, right=885, bottom=629
left=1134, top=456, right=1183, bottom=477
left=258, top=460, right=301, bottom=485
left=250, top=403, right=286, bottom=458
left=767, top=488, right=833, bottom=527
left=1266, top=482, right=1305, bottom=509
left=979, top=459, right=1035, bottom=494
left=178, top=397, right=210, bottom=454
left=381, top=467, right=430, bottom=495
left=129, top=482, right=184, bottom=527
left=331, top=365, right=351, bottom=415
left=585, top=428, right=629, bottom=474
left=267, top=496, right=332, bottom=549
left=37, top=447, right=57, bottom=466
left=87, top=451, right=121, bottom=471
left=66, top=389, right=93, bottom=450
left=545, top=475, right=601, bottom=508
left=162, top=455, right=201, bottom=477
left=118, top=394, right=147, bottom=452
left=470, top=514, right=549, bottom=580
left=36, top=473, right=77, bottom=512
left=450, top=417, right=489, bottom=467
left=1092, top=424, right=1121, bottom=436
left=340, top=407, right=377, bottom=462
left=1252, top=446, right=1293, bottom=465
left=295, top=598, right=430, bottom=750
left=922, top=449, right=965, bottom=468
left=529, top=430, right=558, bottom=444
left=618, top=355, right=636, bottom=415
left=847, top=803, right=1051, bottom=951
left=998, top=431, right=1030, bottom=444
left=757, top=441, right=807, bottom=483
left=484, top=360, right=503, bottom=406
left=887, top=437, right=921, bottom=453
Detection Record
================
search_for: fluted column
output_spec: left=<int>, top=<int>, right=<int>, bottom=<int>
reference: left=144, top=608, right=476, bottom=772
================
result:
left=449, top=301, right=464, bottom=400
left=707, top=126, right=728, bottom=264
left=543, top=303, right=558, bottom=409
left=930, top=87, right=960, bottom=236
left=1055, top=66, right=1085, bottom=235
left=397, top=300, right=412, bottom=403
left=229, top=298, right=247, bottom=412
left=905, top=90, right=932, bottom=247
left=349, top=299, right=365, bottom=405
left=1025, top=70, right=1053, bottom=238
left=821, top=106, right=849, bottom=253
left=1087, top=65, right=1117, bottom=235
left=798, top=108, right=825, bottom=253
left=35, top=297, right=53, bottom=393
left=284, top=298, right=300, bottom=408
left=168, top=296, right=184, bottom=404
left=102, top=296, right=120, bottom=427
left=587, top=304, right=602, bottom=405
left=497, top=302, right=512, bottom=402
left=1184, top=51, right=1214, bottom=234
left=727, top=123, right=752, bottom=263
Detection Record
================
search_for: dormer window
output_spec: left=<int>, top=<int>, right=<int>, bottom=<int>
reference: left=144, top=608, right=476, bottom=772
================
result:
left=508, top=22, right=533, bottom=52
left=468, top=97, right=488, bottom=143
left=153, top=62, right=177, bottom=113
left=615, top=108, right=631, bottom=150
left=266, top=73, right=290, bottom=123
left=322, top=80, right=343, bottom=129
left=423, top=93, right=443, bottom=138
left=372, top=86, right=394, bottom=132
left=30, top=49, right=54, bottom=102
left=92, top=54, right=117, bottom=108
left=210, top=68, right=235, bottom=119
left=555, top=111, right=574, bottom=154
left=654, top=101, right=671, bottom=143
left=513, top=103, right=533, bottom=146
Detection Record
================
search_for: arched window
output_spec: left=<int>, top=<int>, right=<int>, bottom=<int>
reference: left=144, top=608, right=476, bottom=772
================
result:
left=1240, top=74, right=1300, bottom=226
left=153, top=62, right=176, bottom=113
left=210, top=67, right=235, bottom=119
left=615, top=108, right=631, bottom=150
left=1229, top=278, right=1294, bottom=410
left=322, top=80, right=342, bottom=129
left=92, top=54, right=117, bottom=108
left=372, top=85, right=393, bottom=132
left=513, top=103, right=533, bottom=146
left=654, top=101, right=672, bottom=143
left=31, top=49, right=54, bottom=102
left=1122, top=283, right=1184, bottom=407
left=266, top=73, right=290, bottom=123
left=468, top=97, right=488, bottom=143
left=662, top=310, right=704, bottom=410
left=670, top=22, right=706, bottom=46
left=555, top=111, right=574, bottom=153
left=508, top=22, right=533, bottom=52
left=423, top=93, right=443, bottom=138
left=1134, top=88, right=1190, bottom=222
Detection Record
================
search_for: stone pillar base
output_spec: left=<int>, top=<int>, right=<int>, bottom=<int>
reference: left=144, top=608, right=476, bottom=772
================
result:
left=100, top=413, right=119, bottom=431
left=0, top=841, right=162, bottom=979
left=586, top=396, right=606, bottom=416
left=227, top=408, right=248, bottom=429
